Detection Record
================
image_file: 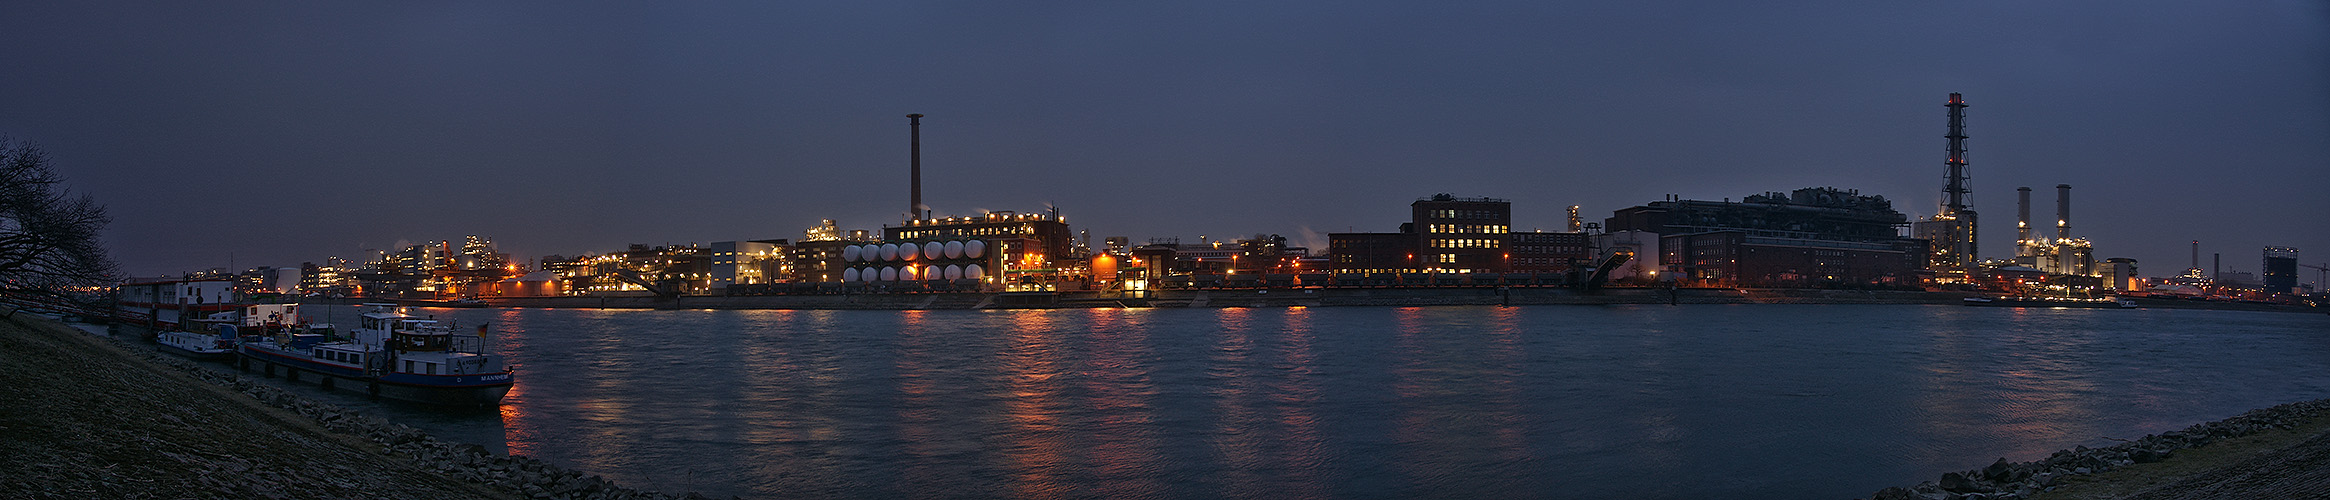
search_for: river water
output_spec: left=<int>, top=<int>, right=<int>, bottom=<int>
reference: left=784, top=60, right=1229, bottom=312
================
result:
left=248, top=304, right=2329, bottom=499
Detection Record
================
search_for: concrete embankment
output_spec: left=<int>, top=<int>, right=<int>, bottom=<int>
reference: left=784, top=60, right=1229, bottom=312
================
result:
left=1868, top=398, right=2330, bottom=500
left=0, top=311, right=713, bottom=500
left=489, top=288, right=1984, bottom=310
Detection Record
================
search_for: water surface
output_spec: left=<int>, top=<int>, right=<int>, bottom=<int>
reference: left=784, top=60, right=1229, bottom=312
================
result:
left=272, top=304, right=2330, bottom=499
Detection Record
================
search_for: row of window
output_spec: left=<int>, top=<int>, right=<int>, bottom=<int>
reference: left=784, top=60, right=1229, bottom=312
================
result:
left=893, top=226, right=1036, bottom=239
left=1425, top=224, right=1510, bottom=234
left=1424, top=209, right=1504, bottom=220
left=1429, top=239, right=1503, bottom=249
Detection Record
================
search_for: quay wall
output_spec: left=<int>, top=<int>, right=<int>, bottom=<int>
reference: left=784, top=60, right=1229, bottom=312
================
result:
left=485, top=288, right=1982, bottom=310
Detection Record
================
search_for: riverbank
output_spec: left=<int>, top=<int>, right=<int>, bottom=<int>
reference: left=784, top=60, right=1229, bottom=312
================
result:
left=0, top=310, right=710, bottom=500
left=1869, top=398, right=2330, bottom=500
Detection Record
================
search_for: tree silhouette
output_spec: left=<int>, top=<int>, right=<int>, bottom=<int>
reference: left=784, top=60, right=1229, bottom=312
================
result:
left=0, top=138, right=119, bottom=299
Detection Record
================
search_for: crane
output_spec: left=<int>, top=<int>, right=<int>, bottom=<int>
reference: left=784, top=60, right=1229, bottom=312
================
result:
left=2302, top=263, right=2329, bottom=294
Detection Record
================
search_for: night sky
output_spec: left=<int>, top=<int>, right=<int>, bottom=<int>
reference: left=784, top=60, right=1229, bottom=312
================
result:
left=5, top=2, right=2325, bottom=278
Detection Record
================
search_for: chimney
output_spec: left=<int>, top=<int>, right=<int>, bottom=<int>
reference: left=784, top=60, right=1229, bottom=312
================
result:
left=908, top=114, right=926, bottom=220
left=2055, top=184, right=2071, bottom=240
left=2017, top=187, right=2032, bottom=243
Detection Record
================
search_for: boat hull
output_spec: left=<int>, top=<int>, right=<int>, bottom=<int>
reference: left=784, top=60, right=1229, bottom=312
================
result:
left=238, top=345, right=513, bottom=406
left=157, top=343, right=234, bottom=361
left=1964, top=297, right=2135, bottom=308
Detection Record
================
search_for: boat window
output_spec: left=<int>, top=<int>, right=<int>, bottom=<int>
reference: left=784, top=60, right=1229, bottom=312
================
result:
left=404, top=360, right=415, bottom=373
left=426, top=363, right=437, bottom=375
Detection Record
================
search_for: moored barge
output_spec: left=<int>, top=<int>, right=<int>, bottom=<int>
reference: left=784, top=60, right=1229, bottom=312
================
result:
left=238, top=305, right=512, bottom=406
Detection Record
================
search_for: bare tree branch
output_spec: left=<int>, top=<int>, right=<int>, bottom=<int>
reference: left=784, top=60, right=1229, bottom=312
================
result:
left=0, top=137, right=119, bottom=300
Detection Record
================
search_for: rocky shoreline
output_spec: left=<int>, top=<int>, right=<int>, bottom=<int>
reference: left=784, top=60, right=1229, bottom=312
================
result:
left=1868, top=398, right=2330, bottom=500
left=0, top=313, right=722, bottom=500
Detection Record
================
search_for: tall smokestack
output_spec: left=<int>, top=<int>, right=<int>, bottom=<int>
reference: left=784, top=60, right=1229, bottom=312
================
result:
left=2017, top=187, right=2032, bottom=243
left=2055, top=184, right=2071, bottom=240
left=908, top=114, right=925, bottom=220
left=2191, top=240, right=2200, bottom=272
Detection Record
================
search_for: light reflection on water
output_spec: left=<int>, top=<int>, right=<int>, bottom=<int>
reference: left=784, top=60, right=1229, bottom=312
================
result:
left=283, top=304, right=2330, bottom=499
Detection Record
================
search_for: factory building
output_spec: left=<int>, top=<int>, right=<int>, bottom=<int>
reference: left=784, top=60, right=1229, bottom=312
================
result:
left=2264, top=247, right=2299, bottom=294
left=789, top=219, right=876, bottom=284
left=708, top=239, right=789, bottom=290
left=2012, top=185, right=2094, bottom=276
left=1607, top=187, right=1926, bottom=289
left=1508, top=232, right=1592, bottom=273
left=1328, top=194, right=1593, bottom=275
left=882, top=209, right=1081, bottom=289
left=1326, top=233, right=1413, bottom=274
left=2101, top=258, right=2138, bottom=291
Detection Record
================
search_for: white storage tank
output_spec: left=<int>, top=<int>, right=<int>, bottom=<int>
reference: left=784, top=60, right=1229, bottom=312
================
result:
left=964, top=240, right=986, bottom=259
left=842, top=245, right=862, bottom=263
left=880, top=243, right=899, bottom=262
left=842, top=268, right=861, bottom=282
left=943, top=264, right=962, bottom=280
left=964, top=264, right=984, bottom=280
left=899, top=242, right=919, bottom=261
left=944, top=240, right=965, bottom=259
left=879, top=267, right=898, bottom=281
left=924, top=242, right=944, bottom=260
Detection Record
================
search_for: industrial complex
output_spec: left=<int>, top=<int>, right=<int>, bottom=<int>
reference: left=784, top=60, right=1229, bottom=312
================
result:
left=149, top=95, right=2321, bottom=309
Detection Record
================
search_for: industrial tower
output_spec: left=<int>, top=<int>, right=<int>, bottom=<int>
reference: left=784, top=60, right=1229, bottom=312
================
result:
left=1915, top=93, right=1979, bottom=277
left=908, top=113, right=927, bottom=221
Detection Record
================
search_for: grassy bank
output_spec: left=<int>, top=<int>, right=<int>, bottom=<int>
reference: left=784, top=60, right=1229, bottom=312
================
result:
left=0, top=313, right=514, bottom=499
left=1873, top=399, right=2330, bottom=500
left=0, top=312, right=705, bottom=500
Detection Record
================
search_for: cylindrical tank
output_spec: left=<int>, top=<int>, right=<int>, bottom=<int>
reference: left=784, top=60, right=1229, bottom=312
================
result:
left=926, top=266, right=945, bottom=281
left=944, top=265, right=963, bottom=280
left=880, top=243, right=899, bottom=262
left=899, top=242, right=919, bottom=261
left=945, top=240, right=965, bottom=259
left=842, top=268, right=861, bottom=282
left=964, top=264, right=984, bottom=280
left=879, top=267, right=898, bottom=281
left=964, top=240, right=986, bottom=259
left=842, top=245, right=862, bottom=262
left=925, top=242, right=944, bottom=260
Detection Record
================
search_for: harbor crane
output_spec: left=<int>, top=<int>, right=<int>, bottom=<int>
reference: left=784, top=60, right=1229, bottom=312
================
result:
left=2302, top=263, right=2329, bottom=294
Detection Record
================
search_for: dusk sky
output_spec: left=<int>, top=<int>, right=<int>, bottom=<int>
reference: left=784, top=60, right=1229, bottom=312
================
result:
left=4, top=2, right=2324, bottom=278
